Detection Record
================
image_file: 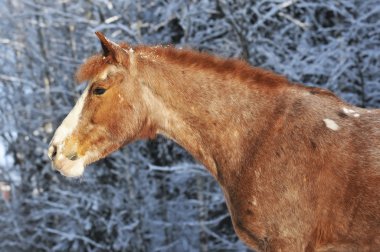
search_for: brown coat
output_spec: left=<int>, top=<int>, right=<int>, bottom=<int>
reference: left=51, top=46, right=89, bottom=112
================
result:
left=50, top=33, right=380, bottom=251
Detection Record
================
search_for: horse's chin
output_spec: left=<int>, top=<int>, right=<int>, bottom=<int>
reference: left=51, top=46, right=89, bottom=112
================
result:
left=53, top=157, right=86, bottom=178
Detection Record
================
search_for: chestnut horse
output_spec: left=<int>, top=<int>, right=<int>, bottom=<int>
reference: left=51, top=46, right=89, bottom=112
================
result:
left=48, top=32, right=380, bottom=251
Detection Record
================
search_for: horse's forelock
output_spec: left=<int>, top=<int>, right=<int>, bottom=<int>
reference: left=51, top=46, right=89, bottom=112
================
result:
left=75, top=54, right=110, bottom=84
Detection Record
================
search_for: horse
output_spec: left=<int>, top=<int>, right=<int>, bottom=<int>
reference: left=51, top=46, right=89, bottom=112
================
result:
left=48, top=32, right=380, bottom=251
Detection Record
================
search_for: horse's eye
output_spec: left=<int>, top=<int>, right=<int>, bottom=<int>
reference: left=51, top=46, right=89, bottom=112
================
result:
left=93, top=87, right=106, bottom=95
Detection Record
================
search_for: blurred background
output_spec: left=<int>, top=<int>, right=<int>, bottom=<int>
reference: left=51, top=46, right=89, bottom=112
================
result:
left=0, top=0, right=379, bottom=251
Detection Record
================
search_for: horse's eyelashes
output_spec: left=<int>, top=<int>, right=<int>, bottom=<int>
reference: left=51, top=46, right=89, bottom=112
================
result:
left=93, top=87, right=107, bottom=95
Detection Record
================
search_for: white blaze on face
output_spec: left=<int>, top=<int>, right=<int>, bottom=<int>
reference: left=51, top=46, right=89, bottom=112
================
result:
left=49, top=66, right=118, bottom=177
left=48, top=86, right=90, bottom=177
left=51, top=85, right=90, bottom=145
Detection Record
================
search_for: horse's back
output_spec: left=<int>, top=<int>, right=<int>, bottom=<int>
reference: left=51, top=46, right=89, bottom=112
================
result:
left=347, top=108, right=380, bottom=250
left=270, top=87, right=380, bottom=250
left=304, top=92, right=380, bottom=250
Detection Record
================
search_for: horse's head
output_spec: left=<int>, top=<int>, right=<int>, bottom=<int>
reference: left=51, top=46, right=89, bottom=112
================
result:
left=48, top=32, right=156, bottom=177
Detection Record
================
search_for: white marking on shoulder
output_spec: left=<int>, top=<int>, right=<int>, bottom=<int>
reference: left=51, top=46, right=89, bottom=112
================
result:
left=323, top=118, right=340, bottom=131
left=342, top=107, right=360, bottom=118
left=252, top=197, right=257, bottom=206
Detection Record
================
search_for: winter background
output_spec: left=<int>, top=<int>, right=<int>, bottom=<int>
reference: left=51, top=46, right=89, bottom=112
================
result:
left=0, top=0, right=379, bottom=251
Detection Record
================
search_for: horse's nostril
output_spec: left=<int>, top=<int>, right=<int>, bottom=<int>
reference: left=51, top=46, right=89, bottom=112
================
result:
left=48, top=144, right=57, bottom=161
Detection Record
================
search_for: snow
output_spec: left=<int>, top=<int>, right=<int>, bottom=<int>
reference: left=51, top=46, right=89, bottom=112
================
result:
left=0, top=0, right=379, bottom=251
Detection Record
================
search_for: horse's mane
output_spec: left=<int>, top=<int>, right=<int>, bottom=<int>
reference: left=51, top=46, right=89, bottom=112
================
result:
left=137, top=46, right=290, bottom=89
left=76, top=44, right=290, bottom=89
left=76, top=54, right=108, bottom=83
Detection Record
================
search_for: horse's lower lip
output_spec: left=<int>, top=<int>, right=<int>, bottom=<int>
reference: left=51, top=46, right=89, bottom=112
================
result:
left=54, top=164, right=85, bottom=178
left=58, top=170, right=82, bottom=178
left=50, top=155, right=86, bottom=178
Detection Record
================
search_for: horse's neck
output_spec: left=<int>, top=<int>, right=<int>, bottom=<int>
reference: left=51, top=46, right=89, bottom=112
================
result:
left=139, top=57, right=287, bottom=179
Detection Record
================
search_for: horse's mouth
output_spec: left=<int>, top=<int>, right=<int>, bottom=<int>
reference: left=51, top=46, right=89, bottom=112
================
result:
left=51, top=156, right=86, bottom=178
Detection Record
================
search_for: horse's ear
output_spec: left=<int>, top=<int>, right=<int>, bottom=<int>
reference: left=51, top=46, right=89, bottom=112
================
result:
left=95, top=31, right=128, bottom=64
